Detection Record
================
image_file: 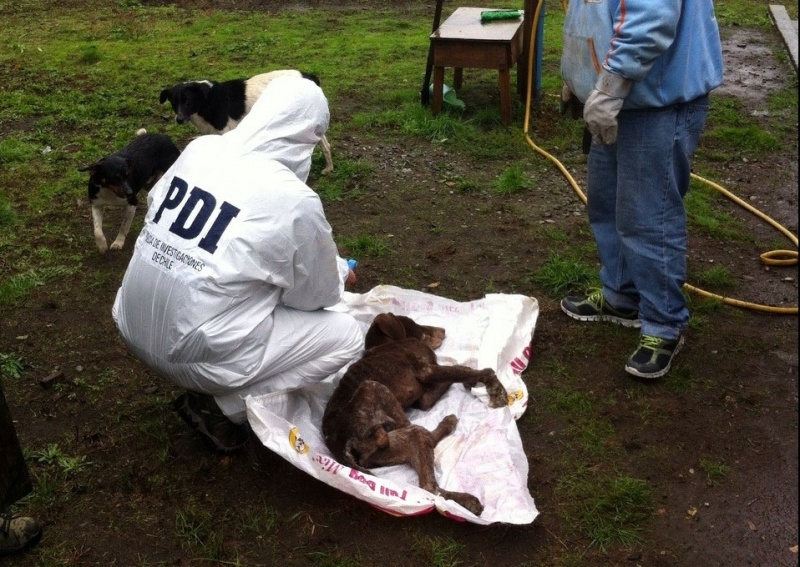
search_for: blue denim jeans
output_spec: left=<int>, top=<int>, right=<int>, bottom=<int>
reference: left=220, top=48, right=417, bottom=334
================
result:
left=587, top=96, right=710, bottom=341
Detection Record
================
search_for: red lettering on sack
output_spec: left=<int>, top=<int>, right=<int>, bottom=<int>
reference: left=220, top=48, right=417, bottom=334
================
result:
left=509, top=345, right=532, bottom=375
left=315, top=455, right=343, bottom=475
left=380, top=485, right=408, bottom=500
left=349, top=469, right=376, bottom=491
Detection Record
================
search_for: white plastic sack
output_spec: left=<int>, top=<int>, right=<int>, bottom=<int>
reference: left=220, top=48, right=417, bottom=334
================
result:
left=246, top=285, right=539, bottom=525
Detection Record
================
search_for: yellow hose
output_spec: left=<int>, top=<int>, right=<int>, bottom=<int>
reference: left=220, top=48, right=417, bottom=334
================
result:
left=521, top=0, right=798, bottom=314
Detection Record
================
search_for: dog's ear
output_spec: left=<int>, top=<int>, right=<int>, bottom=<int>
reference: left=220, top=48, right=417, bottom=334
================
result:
left=398, top=315, right=428, bottom=340
left=122, top=158, right=137, bottom=199
left=159, top=88, right=172, bottom=104
left=78, top=161, right=99, bottom=173
left=365, top=313, right=407, bottom=349
left=376, top=313, right=407, bottom=339
left=196, top=82, right=212, bottom=99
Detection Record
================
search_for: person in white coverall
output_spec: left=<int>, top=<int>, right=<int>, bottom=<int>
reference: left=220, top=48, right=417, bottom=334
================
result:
left=113, top=76, right=363, bottom=452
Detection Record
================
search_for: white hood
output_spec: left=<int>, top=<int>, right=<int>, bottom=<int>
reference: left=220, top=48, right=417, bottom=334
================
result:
left=224, top=75, right=329, bottom=183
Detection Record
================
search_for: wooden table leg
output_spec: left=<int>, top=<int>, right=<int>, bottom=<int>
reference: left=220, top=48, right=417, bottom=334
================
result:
left=453, top=68, right=464, bottom=90
left=498, top=68, right=512, bottom=125
left=432, top=65, right=444, bottom=115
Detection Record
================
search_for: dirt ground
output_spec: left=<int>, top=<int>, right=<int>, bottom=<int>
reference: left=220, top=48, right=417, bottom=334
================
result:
left=1, top=2, right=797, bottom=566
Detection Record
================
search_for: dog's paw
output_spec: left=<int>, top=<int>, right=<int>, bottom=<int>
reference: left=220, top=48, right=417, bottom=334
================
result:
left=460, top=494, right=484, bottom=516
left=488, top=386, right=509, bottom=408
left=481, top=370, right=509, bottom=408
left=430, top=414, right=459, bottom=442
left=110, top=237, right=125, bottom=251
left=321, top=165, right=334, bottom=175
left=444, top=491, right=484, bottom=516
left=439, top=414, right=458, bottom=433
left=95, top=237, right=109, bottom=254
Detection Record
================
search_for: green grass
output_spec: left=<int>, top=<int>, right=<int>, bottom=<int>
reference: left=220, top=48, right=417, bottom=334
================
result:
left=0, top=266, right=79, bottom=306
left=492, top=164, right=534, bottom=194
left=767, top=82, right=800, bottom=113
left=448, top=174, right=482, bottom=193
left=239, top=500, right=280, bottom=536
left=137, top=406, right=174, bottom=456
left=306, top=547, right=362, bottom=567
left=175, top=503, right=225, bottom=558
left=537, top=356, right=574, bottom=381
left=661, top=364, right=714, bottom=394
left=0, top=199, right=15, bottom=229
left=315, top=159, right=373, bottom=201
left=532, top=348, right=657, bottom=549
left=685, top=179, right=748, bottom=240
left=687, top=292, right=725, bottom=316
left=695, top=265, right=738, bottom=289
left=0, top=353, right=24, bottom=387
left=538, top=388, right=596, bottom=416
left=412, top=535, right=465, bottom=567
left=337, top=234, right=391, bottom=258
left=530, top=251, right=599, bottom=297
left=699, top=458, right=732, bottom=486
left=571, top=418, right=619, bottom=457
left=25, top=470, right=59, bottom=509
left=535, top=226, right=572, bottom=244
left=714, top=1, right=775, bottom=26
left=29, top=443, right=92, bottom=482
left=354, top=103, right=470, bottom=143
left=0, top=138, right=41, bottom=165
left=557, top=469, right=654, bottom=552
left=708, top=96, right=752, bottom=128
left=706, top=125, right=780, bottom=153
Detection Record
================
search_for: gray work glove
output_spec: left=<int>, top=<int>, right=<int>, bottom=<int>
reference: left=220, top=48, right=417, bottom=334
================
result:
left=583, top=69, right=632, bottom=145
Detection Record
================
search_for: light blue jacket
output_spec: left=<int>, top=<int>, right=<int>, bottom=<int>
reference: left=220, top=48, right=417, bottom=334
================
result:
left=561, top=0, right=724, bottom=108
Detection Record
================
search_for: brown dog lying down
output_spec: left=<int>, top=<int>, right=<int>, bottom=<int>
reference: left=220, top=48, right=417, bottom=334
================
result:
left=322, top=312, right=509, bottom=516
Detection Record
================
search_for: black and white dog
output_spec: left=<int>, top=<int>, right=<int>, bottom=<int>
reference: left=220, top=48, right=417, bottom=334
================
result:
left=79, top=131, right=180, bottom=253
left=160, top=69, right=334, bottom=174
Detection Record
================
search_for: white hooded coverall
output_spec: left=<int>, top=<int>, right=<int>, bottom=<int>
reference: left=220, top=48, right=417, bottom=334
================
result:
left=112, top=76, right=363, bottom=423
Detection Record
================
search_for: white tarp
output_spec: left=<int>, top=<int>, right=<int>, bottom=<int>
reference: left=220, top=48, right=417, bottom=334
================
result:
left=246, top=285, right=539, bottom=525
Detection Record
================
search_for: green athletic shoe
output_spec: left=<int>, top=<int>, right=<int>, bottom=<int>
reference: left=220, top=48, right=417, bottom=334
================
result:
left=625, top=334, right=685, bottom=379
left=561, top=290, right=641, bottom=328
left=0, top=514, right=42, bottom=556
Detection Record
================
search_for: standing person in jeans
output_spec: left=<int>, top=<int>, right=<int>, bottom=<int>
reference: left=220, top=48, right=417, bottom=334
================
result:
left=559, top=1, right=724, bottom=378
left=1, top=383, right=42, bottom=555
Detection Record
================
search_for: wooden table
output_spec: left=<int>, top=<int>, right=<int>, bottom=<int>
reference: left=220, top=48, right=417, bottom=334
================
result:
left=429, top=7, right=525, bottom=125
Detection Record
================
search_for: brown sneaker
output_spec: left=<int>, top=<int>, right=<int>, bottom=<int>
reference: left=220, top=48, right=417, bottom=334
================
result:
left=173, top=391, right=250, bottom=453
left=0, top=514, right=42, bottom=556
